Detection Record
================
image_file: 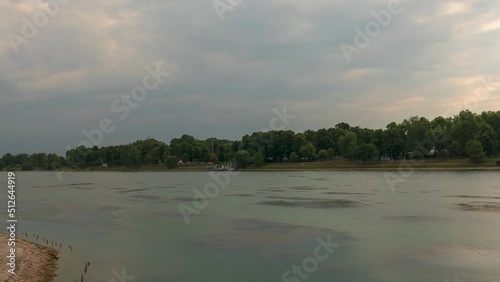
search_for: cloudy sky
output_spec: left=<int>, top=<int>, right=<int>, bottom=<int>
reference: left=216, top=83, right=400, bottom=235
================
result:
left=1, top=0, right=499, bottom=155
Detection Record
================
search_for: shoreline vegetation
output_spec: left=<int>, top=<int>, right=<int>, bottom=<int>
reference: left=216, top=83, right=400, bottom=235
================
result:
left=0, top=233, right=59, bottom=282
left=1, top=110, right=499, bottom=172
left=13, top=158, right=500, bottom=172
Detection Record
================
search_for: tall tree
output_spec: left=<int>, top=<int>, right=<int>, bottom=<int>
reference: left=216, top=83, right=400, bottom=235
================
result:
left=254, top=152, right=265, bottom=167
left=450, top=110, right=481, bottom=154
left=234, top=150, right=250, bottom=168
left=338, top=132, right=357, bottom=160
left=467, top=140, right=485, bottom=162
left=299, top=142, right=316, bottom=160
left=355, top=143, right=379, bottom=163
left=478, top=123, right=498, bottom=156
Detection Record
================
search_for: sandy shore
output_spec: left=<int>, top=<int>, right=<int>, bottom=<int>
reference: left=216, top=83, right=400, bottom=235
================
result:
left=0, top=233, right=59, bottom=282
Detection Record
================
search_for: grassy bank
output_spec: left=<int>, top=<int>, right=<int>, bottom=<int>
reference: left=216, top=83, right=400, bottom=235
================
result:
left=244, top=158, right=500, bottom=171
left=12, top=157, right=500, bottom=172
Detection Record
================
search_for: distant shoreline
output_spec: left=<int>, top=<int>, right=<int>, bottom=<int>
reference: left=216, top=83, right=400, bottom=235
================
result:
left=7, top=159, right=500, bottom=172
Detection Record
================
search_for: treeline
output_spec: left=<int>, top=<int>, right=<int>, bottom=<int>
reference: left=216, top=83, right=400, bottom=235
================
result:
left=1, top=110, right=499, bottom=170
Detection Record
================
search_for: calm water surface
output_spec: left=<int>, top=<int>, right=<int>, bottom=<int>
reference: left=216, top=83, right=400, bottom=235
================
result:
left=1, top=171, right=500, bottom=282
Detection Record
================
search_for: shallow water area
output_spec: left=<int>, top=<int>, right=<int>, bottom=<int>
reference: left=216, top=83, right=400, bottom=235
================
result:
left=1, top=171, right=499, bottom=281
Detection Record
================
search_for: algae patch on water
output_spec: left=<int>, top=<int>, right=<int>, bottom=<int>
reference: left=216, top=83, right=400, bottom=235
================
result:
left=258, top=197, right=360, bottom=209
left=454, top=202, right=500, bottom=212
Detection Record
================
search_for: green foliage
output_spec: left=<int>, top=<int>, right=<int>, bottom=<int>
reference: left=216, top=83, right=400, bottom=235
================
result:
left=1, top=153, right=15, bottom=167
left=30, top=153, right=48, bottom=169
left=290, top=152, right=300, bottom=162
left=354, top=143, right=379, bottom=163
left=335, top=122, right=351, bottom=130
left=339, top=132, right=357, bottom=160
left=314, top=129, right=334, bottom=151
left=47, top=153, right=61, bottom=170
left=234, top=150, right=250, bottom=168
left=291, top=134, right=307, bottom=154
left=299, top=142, right=316, bottom=160
left=401, top=116, right=430, bottom=153
left=21, top=161, right=34, bottom=171
left=327, top=148, right=335, bottom=159
left=120, top=146, right=141, bottom=167
left=164, top=156, right=178, bottom=169
left=478, top=123, right=498, bottom=156
left=467, top=140, right=485, bottom=163
left=254, top=152, right=265, bottom=168
left=450, top=110, right=481, bottom=151
left=3, top=110, right=500, bottom=169
left=448, top=140, right=463, bottom=157
left=412, top=146, right=428, bottom=160
left=318, top=149, right=328, bottom=160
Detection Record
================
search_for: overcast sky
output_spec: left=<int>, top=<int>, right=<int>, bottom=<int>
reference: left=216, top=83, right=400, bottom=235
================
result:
left=1, top=0, right=499, bottom=155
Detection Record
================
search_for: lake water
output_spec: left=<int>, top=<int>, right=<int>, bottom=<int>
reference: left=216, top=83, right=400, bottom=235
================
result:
left=1, top=171, right=500, bottom=282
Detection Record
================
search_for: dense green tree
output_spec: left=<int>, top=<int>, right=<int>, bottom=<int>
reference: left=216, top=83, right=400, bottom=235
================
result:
left=47, top=153, right=61, bottom=170
left=401, top=116, right=431, bottom=153
left=3, top=109, right=497, bottom=170
left=318, top=149, right=328, bottom=160
left=327, top=148, right=335, bottom=159
left=335, top=122, right=351, bottom=130
left=144, top=146, right=161, bottom=165
left=450, top=110, right=481, bottom=153
left=339, top=132, right=357, bottom=160
left=120, top=146, right=141, bottom=167
left=14, top=153, right=30, bottom=166
left=448, top=140, right=463, bottom=157
left=314, top=129, right=333, bottom=151
left=303, top=129, right=316, bottom=143
left=383, top=124, right=404, bottom=159
left=299, top=142, right=316, bottom=160
left=351, top=127, right=374, bottom=145
left=467, top=140, right=485, bottom=162
left=291, top=133, right=307, bottom=155
left=478, top=123, right=498, bottom=156
left=354, top=143, right=379, bottom=163
left=30, top=153, right=48, bottom=169
left=265, top=130, right=294, bottom=161
left=21, top=161, right=34, bottom=171
left=425, top=126, right=449, bottom=155
left=2, top=153, right=15, bottom=167
left=481, top=111, right=500, bottom=142
left=254, top=152, right=265, bottom=168
left=431, top=116, right=452, bottom=131
left=234, top=150, right=250, bottom=168
left=164, top=156, right=178, bottom=169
